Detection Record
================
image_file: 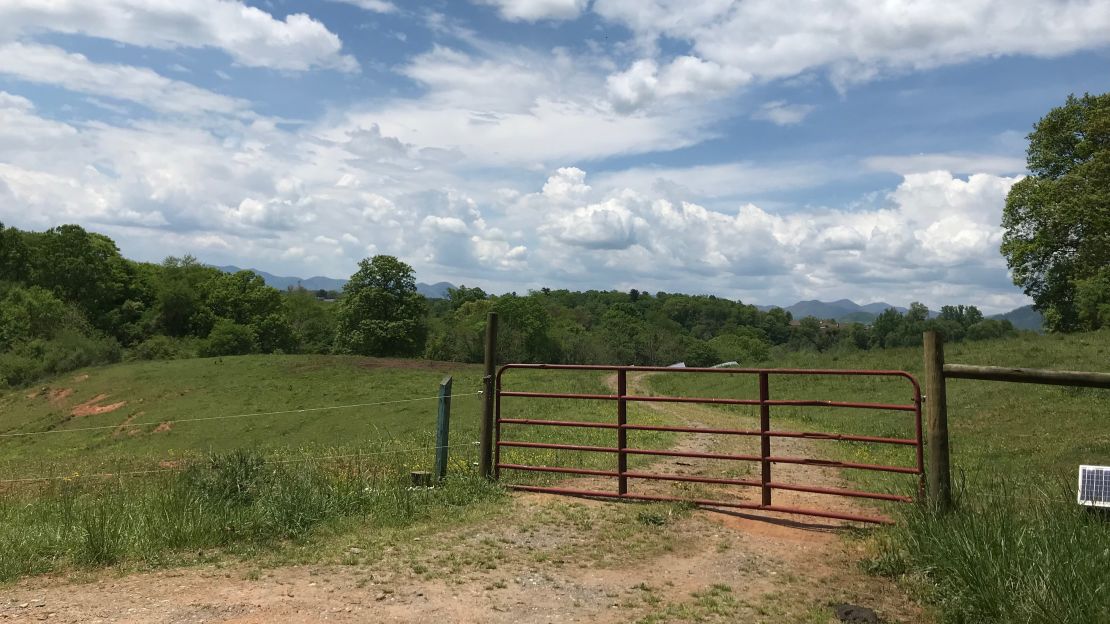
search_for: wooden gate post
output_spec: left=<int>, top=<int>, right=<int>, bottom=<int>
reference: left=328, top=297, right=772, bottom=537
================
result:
left=434, top=375, right=452, bottom=481
left=479, top=312, right=499, bottom=479
left=923, top=330, right=952, bottom=512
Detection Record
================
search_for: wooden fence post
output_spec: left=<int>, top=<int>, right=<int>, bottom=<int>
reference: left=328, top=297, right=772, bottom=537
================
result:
left=923, top=330, right=952, bottom=512
left=479, top=312, right=499, bottom=479
left=434, top=375, right=452, bottom=481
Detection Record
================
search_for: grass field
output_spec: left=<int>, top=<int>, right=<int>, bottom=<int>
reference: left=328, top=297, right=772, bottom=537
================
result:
left=3, top=331, right=1109, bottom=622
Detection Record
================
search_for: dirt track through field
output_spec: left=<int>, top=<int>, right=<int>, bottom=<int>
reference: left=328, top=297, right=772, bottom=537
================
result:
left=1, top=374, right=924, bottom=623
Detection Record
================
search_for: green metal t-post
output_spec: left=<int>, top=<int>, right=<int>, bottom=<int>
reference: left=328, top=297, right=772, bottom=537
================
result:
left=434, top=375, right=452, bottom=481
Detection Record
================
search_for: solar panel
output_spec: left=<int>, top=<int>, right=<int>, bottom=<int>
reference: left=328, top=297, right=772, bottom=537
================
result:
left=1078, top=465, right=1110, bottom=508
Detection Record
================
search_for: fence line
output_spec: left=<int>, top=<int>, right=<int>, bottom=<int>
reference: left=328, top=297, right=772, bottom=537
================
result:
left=0, top=441, right=481, bottom=484
left=0, top=391, right=483, bottom=439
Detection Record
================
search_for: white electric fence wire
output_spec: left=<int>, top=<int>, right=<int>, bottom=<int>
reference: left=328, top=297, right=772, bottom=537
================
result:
left=0, top=391, right=483, bottom=439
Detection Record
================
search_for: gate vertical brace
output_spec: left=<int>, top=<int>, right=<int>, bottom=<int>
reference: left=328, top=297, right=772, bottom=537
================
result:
left=479, top=312, right=499, bottom=480
left=923, top=330, right=952, bottom=512
left=759, top=372, right=772, bottom=506
left=434, top=375, right=452, bottom=481
left=617, top=369, right=628, bottom=496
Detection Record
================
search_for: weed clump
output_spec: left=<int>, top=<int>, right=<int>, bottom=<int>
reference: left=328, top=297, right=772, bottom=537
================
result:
left=0, top=447, right=502, bottom=582
left=873, top=478, right=1110, bottom=624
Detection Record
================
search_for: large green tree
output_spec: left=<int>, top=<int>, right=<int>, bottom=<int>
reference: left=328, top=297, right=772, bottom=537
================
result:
left=334, top=255, right=428, bottom=356
left=1002, top=92, right=1110, bottom=332
left=23, top=224, right=136, bottom=334
left=0, top=222, right=30, bottom=283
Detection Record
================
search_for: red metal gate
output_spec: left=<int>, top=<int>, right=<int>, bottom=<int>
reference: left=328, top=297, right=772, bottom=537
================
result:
left=494, top=364, right=924, bottom=524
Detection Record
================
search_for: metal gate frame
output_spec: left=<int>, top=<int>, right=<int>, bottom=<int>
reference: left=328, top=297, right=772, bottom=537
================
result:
left=494, top=364, right=924, bottom=524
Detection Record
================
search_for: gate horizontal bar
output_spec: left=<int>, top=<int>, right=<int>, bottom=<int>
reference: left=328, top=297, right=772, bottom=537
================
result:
left=499, top=363, right=918, bottom=381
left=498, top=440, right=917, bottom=474
left=506, top=484, right=892, bottom=525
left=499, top=391, right=916, bottom=412
left=767, top=482, right=913, bottom=503
left=498, top=417, right=619, bottom=430
left=498, top=418, right=917, bottom=446
left=498, top=440, right=761, bottom=462
left=497, top=463, right=619, bottom=478
left=497, top=463, right=914, bottom=503
left=767, top=455, right=920, bottom=474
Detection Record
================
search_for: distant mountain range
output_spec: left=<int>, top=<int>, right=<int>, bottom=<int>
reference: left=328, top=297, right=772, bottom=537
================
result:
left=215, top=265, right=455, bottom=299
left=756, top=299, right=911, bottom=321
left=987, top=305, right=1043, bottom=331
left=758, top=299, right=1043, bottom=331
left=214, top=264, right=1043, bottom=331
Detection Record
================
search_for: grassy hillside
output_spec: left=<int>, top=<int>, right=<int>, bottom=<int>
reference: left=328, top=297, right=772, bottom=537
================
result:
left=0, top=356, right=487, bottom=479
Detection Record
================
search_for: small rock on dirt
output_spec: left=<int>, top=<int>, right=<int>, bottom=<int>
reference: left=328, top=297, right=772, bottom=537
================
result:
left=834, top=603, right=880, bottom=623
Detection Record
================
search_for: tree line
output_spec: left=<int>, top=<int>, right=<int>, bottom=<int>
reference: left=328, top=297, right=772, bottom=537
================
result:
left=1, top=222, right=1022, bottom=388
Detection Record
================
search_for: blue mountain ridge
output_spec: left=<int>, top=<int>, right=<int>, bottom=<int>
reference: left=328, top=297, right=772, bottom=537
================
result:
left=214, top=265, right=1041, bottom=329
left=214, top=265, right=454, bottom=299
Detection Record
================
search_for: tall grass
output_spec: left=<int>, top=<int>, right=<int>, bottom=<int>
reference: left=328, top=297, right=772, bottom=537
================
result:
left=0, top=446, right=501, bottom=582
left=873, top=478, right=1110, bottom=624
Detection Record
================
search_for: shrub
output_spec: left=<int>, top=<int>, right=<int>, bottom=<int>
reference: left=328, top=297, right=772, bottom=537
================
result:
left=129, top=335, right=192, bottom=361
left=684, top=340, right=719, bottom=367
left=199, top=320, right=256, bottom=357
left=0, top=352, right=44, bottom=388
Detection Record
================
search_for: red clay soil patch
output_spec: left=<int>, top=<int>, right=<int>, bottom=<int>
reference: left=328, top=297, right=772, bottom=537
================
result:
left=112, top=411, right=141, bottom=437
left=48, top=387, right=74, bottom=405
left=152, top=422, right=173, bottom=434
left=70, top=394, right=127, bottom=417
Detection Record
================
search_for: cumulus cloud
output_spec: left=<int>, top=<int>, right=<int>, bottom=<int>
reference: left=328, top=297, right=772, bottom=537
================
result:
left=0, top=0, right=357, bottom=72
left=606, top=56, right=749, bottom=111
left=518, top=167, right=1025, bottom=310
left=473, top=0, right=588, bottom=21
left=595, top=0, right=1110, bottom=94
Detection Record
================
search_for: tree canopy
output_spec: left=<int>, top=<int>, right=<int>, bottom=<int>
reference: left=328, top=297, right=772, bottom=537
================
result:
left=1002, top=92, right=1110, bottom=332
left=333, top=255, right=428, bottom=357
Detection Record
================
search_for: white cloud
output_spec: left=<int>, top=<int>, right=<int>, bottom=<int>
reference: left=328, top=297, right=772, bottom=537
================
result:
left=328, top=0, right=398, bottom=13
left=0, top=0, right=357, bottom=72
left=594, top=0, right=1110, bottom=91
left=517, top=167, right=1025, bottom=310
left=592, top=161, right=837, bottom=200
left=606, top=56, right=749, bottom=111
left=473, top=0, right=588, bottom=21
left=752, top=101, right=816, bottom=126
left=0, top=42, right=247, bottom=116
left=344, top=45, right=720, bottom=165
left=541, top=167, right=591, bottom=202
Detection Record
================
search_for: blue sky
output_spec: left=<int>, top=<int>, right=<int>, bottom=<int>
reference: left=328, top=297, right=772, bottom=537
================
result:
left=1, top=0, right=1108, bottom=312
